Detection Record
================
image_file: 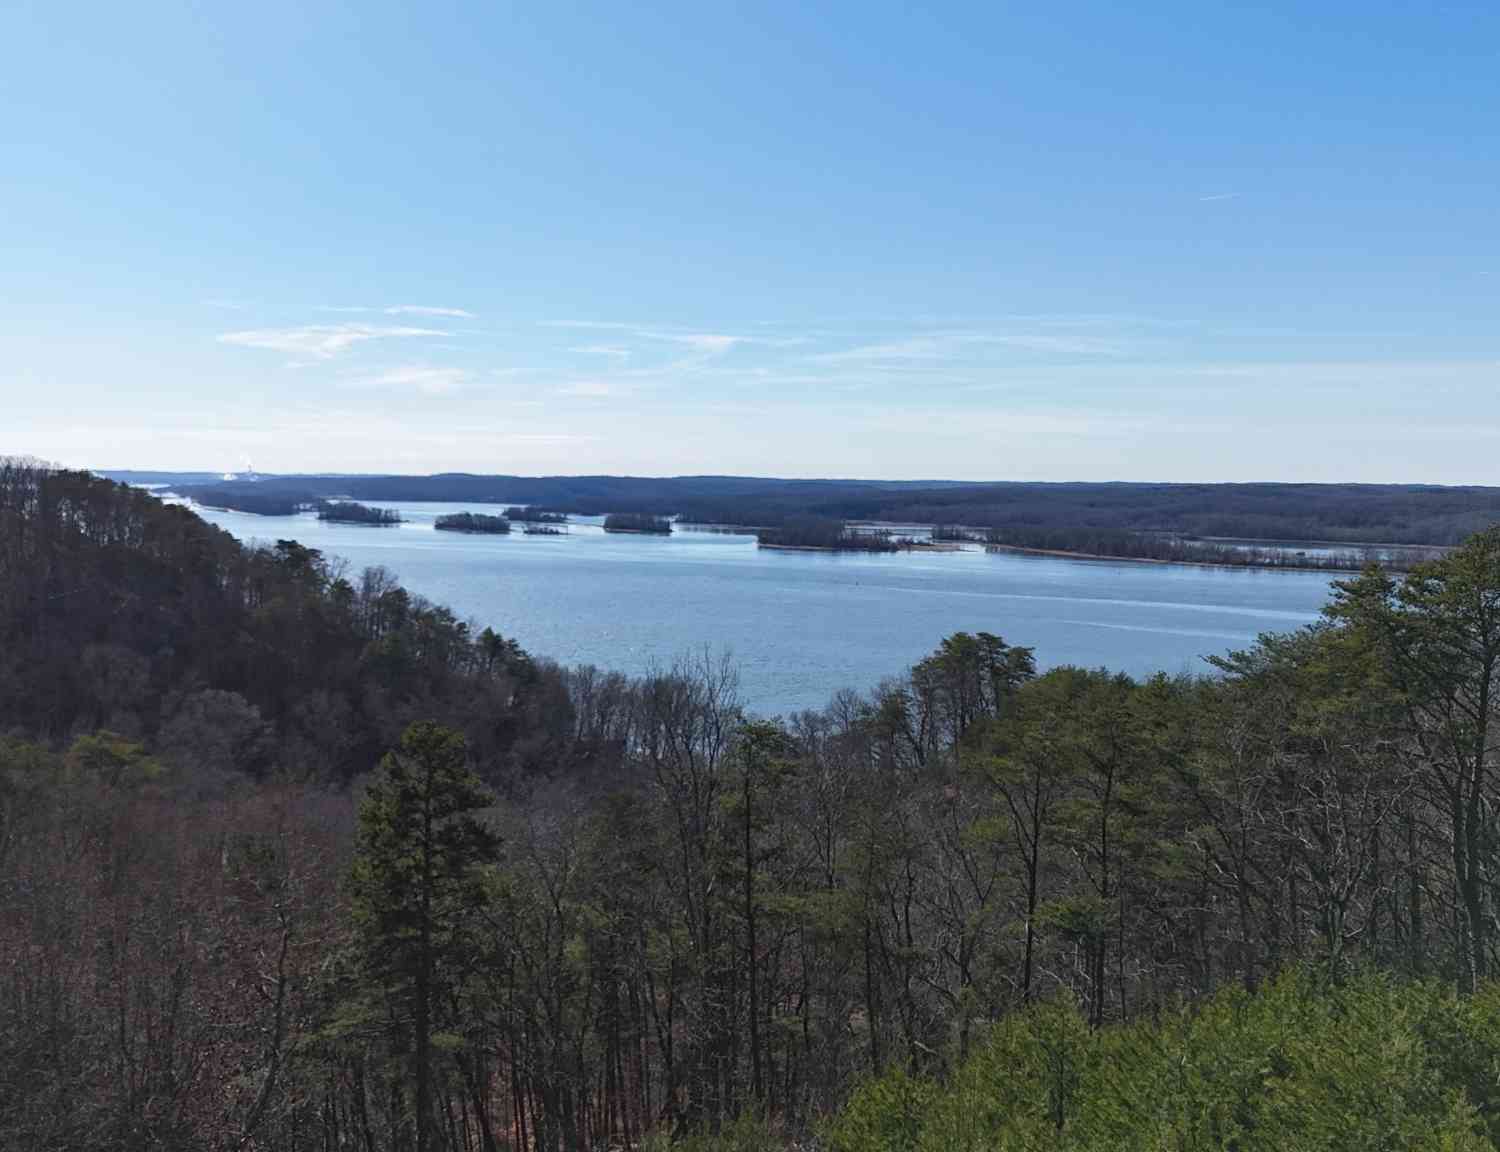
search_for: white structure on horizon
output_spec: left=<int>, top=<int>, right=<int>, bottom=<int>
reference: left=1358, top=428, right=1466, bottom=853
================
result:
left=221, top=461, right=261, bottom=483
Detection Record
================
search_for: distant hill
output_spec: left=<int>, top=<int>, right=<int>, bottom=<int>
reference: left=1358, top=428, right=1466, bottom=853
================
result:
left=99, top=469, right=227, bottom=486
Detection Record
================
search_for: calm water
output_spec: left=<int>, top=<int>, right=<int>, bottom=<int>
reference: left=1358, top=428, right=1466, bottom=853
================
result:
left=187, top=500, right=1335, bottom=715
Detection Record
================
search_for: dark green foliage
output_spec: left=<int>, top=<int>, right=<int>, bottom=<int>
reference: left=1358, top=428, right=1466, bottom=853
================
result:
left=434, top=511, right=511, bottom=534
left=825, top=972, right=1500, bottom=1152
left=346, top=722, right=500, bottom=1152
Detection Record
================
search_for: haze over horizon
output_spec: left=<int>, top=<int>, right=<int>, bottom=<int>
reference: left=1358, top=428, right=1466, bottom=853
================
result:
left=5, top=3, right=1497, bottom=482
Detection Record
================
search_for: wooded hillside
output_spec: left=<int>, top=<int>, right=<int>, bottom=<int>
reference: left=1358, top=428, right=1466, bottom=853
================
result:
left=12, top=462, right=1500, bottom=1149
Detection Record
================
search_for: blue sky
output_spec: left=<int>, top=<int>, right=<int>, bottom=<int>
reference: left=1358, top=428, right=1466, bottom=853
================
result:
left=3, top=2, right=1497, bottom=480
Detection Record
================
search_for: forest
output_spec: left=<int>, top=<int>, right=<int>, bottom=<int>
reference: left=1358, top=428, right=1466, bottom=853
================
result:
left=153, top=471, right=1500, bottom=545
left=12, top=462, right=1500, bottom=1149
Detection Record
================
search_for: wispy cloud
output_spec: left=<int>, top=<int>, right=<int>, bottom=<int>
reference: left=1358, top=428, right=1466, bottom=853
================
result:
left=811, top=337, right=955, bottom=365
left=665, top=331, right=742, bottom=353
left=571, top=344, right=633, bottom=361
left=545, top=320, right=746, bottom=354
left=314, top=304, right=476, bottom=318
left=386, top=305, right=476, bottom=318
left=347, top=365, right=473, bottom=395
left=218, top=324, right=447, bottom=360
left=554, top=379, right=626, bottom=399
left=810, top=324, right=1136, bottom=366
left=1198, top=192, right=1239, bottom=202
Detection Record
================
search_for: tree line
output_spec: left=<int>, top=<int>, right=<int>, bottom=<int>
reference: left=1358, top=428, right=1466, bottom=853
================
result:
left=11, top=462, right=1500, bottom=1147
left=980, top=523, right=1447, bottom=570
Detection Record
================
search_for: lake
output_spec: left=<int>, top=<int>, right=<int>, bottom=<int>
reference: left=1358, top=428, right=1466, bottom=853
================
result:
left=187, top=500, right=1336, bottom=715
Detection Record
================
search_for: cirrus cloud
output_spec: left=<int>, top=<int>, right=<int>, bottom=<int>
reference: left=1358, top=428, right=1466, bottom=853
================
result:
left=347, top=365, right=473, bottom=395
left=217, top=323, right=447, bottom=360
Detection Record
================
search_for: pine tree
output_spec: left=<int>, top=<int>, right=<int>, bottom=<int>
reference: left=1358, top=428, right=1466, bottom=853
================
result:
left=347, top=721, right=501, bottom=1152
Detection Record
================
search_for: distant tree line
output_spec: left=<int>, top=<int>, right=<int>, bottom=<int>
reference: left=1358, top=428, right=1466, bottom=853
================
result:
left=435, top=511, right=511, bottom=534
left=318, top=500, right=403, bottom=525
left=187, top=485, right=316, bottom=515
left=151, top=472, right=1500, bottom=545
left=15, top=463, right=1500, bottom=1147
left=603, top=512, right=673, bottom=534
left=981, top=524, right=1446, bottom=571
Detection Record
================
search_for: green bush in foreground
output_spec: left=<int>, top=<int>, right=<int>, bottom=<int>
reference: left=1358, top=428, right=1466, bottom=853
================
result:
left=816, top=971, right=1500, bottom=1152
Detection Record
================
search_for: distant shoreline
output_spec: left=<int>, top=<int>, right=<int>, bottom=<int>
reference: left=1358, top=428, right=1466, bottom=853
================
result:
left=981, top=541, right=1371, bottom=573
left=171, top=490, right=1414, bottom=573
left=758, top=540, right=965, bottom=554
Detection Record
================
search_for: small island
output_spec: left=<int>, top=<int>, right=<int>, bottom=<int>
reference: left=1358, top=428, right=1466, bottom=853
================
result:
left=603, top=512, right=673, bottom=535
left=505, top=506, right=568, bottom=524
left=757, top=516, right=902, bottom=552
left=434, top=511, right=511, bottom=534
left=317, top=500, right=402, bottom=526
left=523, top=523, right=567, bottom=535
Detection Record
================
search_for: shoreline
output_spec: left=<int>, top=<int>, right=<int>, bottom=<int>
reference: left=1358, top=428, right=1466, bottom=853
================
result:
left=758, top=540, right=966, bottom=554
left=981, top=542, right=1374, bottom=573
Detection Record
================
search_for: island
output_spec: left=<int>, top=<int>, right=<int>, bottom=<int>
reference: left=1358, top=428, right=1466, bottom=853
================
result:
left=603, top=512, right=673, bottom=535
left=757, top=516, right=902, bottom=552
left=434, top=511, right=511, bottom=534
left=316, top=500, right=402, bottom=526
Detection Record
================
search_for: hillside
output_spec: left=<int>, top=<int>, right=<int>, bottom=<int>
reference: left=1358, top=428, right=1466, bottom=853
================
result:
left=11, top=461, right=1500, bottom=1148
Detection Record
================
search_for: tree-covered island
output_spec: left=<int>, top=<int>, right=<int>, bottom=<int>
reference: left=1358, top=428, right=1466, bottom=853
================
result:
left=317, top=500, right=403, bottom=525
left=434, top=511, right=511, bottom=534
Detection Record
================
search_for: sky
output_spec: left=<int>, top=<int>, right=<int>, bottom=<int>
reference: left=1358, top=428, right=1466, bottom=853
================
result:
left=3, top=2, right=1498, bottom=482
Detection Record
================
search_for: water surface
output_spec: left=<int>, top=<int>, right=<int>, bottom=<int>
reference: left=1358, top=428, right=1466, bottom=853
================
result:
left=189, top=501, right=1335, bottom=714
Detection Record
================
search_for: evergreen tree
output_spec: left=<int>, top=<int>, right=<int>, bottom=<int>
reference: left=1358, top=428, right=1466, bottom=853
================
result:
left=347, top=721, right=501, bottom=1152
